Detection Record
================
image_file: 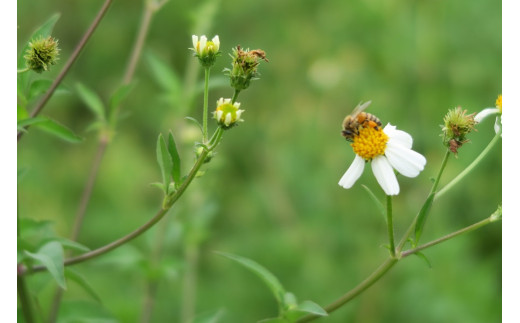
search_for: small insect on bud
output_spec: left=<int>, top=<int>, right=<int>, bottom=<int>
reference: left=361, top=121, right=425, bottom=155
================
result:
left=191, top=35, right=220, bottom=68
left=213, top=98, right=244, bottom=129
left=24, top=36, right=60, bottom=73
left=441, top=106, right=477, bottom=155
left=224, top=45, right=268, bottom=91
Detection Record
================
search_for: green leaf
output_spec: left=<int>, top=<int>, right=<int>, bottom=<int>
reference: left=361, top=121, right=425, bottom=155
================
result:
left=43, top=237, right=90, bottom=253
left=216, top=252, right=286, bottom=310
left=32, top=117, right=83, bottom=143
left=414, top=252, right=433, bottom=269
left=17, top=116, right=48, bottom=129
left=108, top=82, right=136, bottom=124
left=168, top=131, right=182, bottom=187
left=185, top=117, right=204, bottom=134
left=25, top=241, right=66, bottom=289
left=258, top=318, right=288, bottom=323
left=76, top=83, right=106, bottom=122
left=57, top=300, right=117, bottom=323
left=28, top=79, right=68, bottom=101
left=156, top=133, right=173, bottom=194
left=191, top=309, right=226, bottom=323
left=17, top=103, right=29, bottom=121
left=146, top=51, right=182, bottom=108
left=361, top=185, right=386, bottom=222
left=294, top=301, right=327, bottom=316
left=65, top=268, right=101, bottom=302
left=414, top=193, right=435, bottom=245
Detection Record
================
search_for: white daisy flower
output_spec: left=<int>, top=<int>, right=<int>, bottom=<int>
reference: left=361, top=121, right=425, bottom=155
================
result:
left=191, top=35, right=220, bottom=67
left=213, top=98, right=244, bottom=129
left=339, top=124, right=426, bottom=195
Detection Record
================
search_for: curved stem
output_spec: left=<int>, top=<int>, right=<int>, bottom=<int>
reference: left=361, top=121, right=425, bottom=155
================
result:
left=17, top=0, right=114, bottom=141
left=386, top=195, right=395, bottom=257
left=401, top=216, right=497, bottom=258
left=435, top=131, right=501, bottom=200
left=296, top=258, right=398, bottom=322
left=231, top=89, right=240, bottom=104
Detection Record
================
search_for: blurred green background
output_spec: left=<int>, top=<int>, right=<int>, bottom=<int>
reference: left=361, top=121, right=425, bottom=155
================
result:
left=17, top=0, right=501, bottom=322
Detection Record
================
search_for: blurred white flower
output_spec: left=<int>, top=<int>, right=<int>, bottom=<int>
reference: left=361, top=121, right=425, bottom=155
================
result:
left=339, top=124, right=426, bottom=196
left=213, top=98, right=244, bottom=129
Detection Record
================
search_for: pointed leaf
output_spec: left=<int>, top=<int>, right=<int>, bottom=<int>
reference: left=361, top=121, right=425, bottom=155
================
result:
left=294, top=301, right=327, bottom=316
left=414, top=252, right=433, bottom=269
left=32, top=117, right=83, bottom=143
left=65, top=268, right=101, bottom=302
left=17, top=116, right=48, bottom=129
left=43, top=237, right=90, bottom=253
left=28, top=79, right=68, bottom=101
left=168, top=131, right=181, bottom=187
left=216, top=252, right=286, bottom=309
left=414, top=193, right=435, bottom=245
left=156, top=133, right=173, bottom=194
left=191, top=309, right=226, bottom=323
left=25, top=241, right=66, bottom=289
left=76, top=83, right=106, bottom=122
left=361, top=185, right=386, bottom=222
left=108, top=81, right=136, bottom=124
left=185, top=116, right=204, bottom=134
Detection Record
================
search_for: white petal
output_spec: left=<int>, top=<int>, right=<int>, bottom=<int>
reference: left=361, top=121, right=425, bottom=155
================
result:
left=371, top=156, right=399, bottom=195
left=384, top=123, right=413, bottom=149
left=199, top=36, right=207, bottom=52
left=338, top=155, right=365, bottom=189
left=475, top=108, right=499, bottom=123
left=216, top=110, right=223, bottom=121
left=192, top=35, right=199, bottom=49
left=385, top=142, right=426, bottom=178
left=224, top=113, right=232, bottom=126
left=212, top=35, right=220, bottom=50
left=494, top=116, right=501, bottom=134
left=236, top=110, right=244, bottom=120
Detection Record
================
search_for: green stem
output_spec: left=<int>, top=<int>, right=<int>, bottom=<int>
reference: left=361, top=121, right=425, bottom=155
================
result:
left=23, top=132, right=224, bottom=275
left=296, top=258, right=398, bottom=322
left=17, top=67, right=30, bottom=73
left=397, top=149, right=451, bottom=252
left=386, top=195, right=395, bottom=257
left=17, top=0, right=114, bottom=142
left=435, top=130, right=501, bottom=200
left=401, top=217, right=495, bottom=258
left=231, top=89, right=240, bottom=104
left=18, top=272, right=35, bottom=323
left=202, top=67, right=210, bottom=142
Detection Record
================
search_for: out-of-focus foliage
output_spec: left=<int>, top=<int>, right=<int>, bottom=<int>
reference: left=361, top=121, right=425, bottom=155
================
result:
left=17, top=0, right=501, bottom=322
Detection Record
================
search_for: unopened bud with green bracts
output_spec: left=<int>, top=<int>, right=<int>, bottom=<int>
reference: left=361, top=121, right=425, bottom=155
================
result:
left=24, top=36, right=60, bottom=73
left=224, top=45, right=268, bottom=91
left=441, top=106, right=477, bottom=155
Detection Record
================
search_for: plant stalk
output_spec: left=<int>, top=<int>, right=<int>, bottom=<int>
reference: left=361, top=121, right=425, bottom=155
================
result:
left=202, top=68, right=210, bottom=142
left=386, top=195, right=396, bottom=257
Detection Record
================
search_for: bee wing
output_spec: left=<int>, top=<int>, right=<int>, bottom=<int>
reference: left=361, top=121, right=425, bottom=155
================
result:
left=349, top=100, right=372, bottom=118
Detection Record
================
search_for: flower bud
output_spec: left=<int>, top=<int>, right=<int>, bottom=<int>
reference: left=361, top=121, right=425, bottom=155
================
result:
left=24, top=36, right=60, bottom=73
left=191, top=35, right=220, bottom=68
left=441, top=106, right=477, bottom=155
left=224, top=45, right=268, bottom=91
left=213, top=98, right=244, bottom=129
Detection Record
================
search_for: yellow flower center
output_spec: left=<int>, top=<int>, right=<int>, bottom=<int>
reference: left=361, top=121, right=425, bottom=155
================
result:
left=496, top=94, right=502, bottom=113
left=351, top=127, right=389, bottom=160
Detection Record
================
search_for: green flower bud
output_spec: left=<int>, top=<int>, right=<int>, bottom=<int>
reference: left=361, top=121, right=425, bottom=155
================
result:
left=24, top=36, right=60, bottom=73
left=224, top=45, right=268, bottom=91
left=213, top=98, right=244, bottom=129
left=441, top=106, right=477, bottom=155
left=191, top=35, right=220, bottom=68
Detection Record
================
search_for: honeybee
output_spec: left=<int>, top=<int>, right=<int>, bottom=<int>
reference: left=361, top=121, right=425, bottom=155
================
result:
left=341, top=100, right=382, bottom=141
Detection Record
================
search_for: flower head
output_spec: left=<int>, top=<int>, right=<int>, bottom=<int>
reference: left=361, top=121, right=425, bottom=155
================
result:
left=24, top=36, right=60, bottom=73
left=339, top=124, right=426, bottom=196
left=475, top=94, right=502, bottom=134
left=213, top=98, right=244, bottom=129
left=191, top=35, right=220, bottom=68
left=441, top=107, right=477, bottom=155
left=224, top=45, right=268, bottom=91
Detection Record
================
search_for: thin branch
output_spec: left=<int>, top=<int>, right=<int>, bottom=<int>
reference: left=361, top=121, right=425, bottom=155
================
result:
left=18, top=0, right=114, bottom=141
